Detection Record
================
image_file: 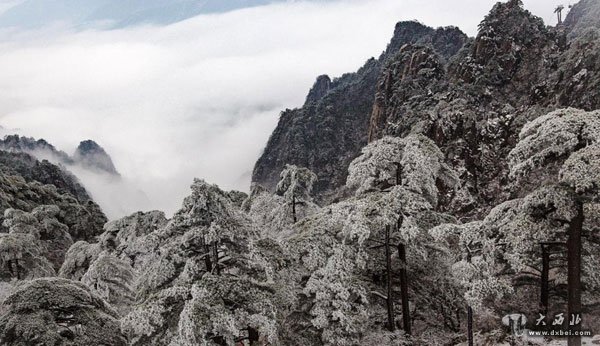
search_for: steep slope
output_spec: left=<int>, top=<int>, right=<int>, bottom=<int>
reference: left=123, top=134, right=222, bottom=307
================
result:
left=367, top=0, right=600, bottom=217
left=563, top=0, right=600, bottom=39
left=0, top=172, right=107, bottom=240
left=254, top=0, right=600, bottom=216
left=252, top=22, right=467, bottom=203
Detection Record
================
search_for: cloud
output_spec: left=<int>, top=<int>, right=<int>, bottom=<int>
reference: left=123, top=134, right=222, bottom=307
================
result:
left=0, top=0, right=564, bottom=219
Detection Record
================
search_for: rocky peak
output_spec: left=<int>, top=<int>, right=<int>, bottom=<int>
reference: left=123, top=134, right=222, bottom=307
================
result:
left=564, top=0, right=600, bottom=39
left=73, top=140, right=119, bottom=176
left=383, top=21, right=467, bottom=61
left=450, top=0, right=555, bottom=91
left=304, top=75, right=331, bottom=105
left=383, top=21, right=435, bottom=57
left=252, top=20, right=468, bottom=203
left=368, top=45, right=445, bottom=141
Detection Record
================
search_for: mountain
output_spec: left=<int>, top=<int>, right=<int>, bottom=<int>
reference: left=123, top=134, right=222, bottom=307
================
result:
left=73, top=140, right=119, bottom=176
left=0, top=135, right=120, bottom=177
left=0, top=151, right=107, bottom=239
left=253, top=0, right=600, bottom=218
left=1, top=1, right=600, bottom=345
left=252, top=22, right=468, bottom=203
left=564, top=0, right=600, bottom=38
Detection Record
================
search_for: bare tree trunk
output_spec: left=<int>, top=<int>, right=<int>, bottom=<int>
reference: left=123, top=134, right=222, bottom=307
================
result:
left=466, top=250, right=473, bottom=346
left=398, top=242, right=411, bottom=334
left=292, top=194, right=297, bottom=223
left=467, top=306, right=473, bottom=346
left=395, top=163, right=402, bottom=186
left=212, top=242, right=220, bottom=275
left=248, top=327, right=259, bottom=345
left=540, top=244, right=550, bottom=317
left=13, top=259, right=20, bottom=280
left=567, top=201, right=583, bottom=346
left=204, top=241, right=212, bottom=272
left=385, top=225, right=395, bottom=331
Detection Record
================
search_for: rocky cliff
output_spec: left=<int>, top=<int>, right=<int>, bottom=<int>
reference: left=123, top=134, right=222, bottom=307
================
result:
left=252, top=22, right=467, bottom=203
left=253, top=0, right=600, bottom=216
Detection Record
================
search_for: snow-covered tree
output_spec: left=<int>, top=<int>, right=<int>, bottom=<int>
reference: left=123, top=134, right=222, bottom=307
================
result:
left=59, top=240, right=103, bottom=281
left=247, top=167, right=319, bottom=237
left=121, top=179, right=286, bottom=345
left=0, top=277, right=127, bottom=345
left=3, top=206, right=73, bottom=271
left=81, top=251, right=135, bottom=316
left=508, top=108, right=600, bottom=185
left=0, top=206, right=74, bottom=280
left=0, top=232, right=54, bottom=280
left=508, top=108, right=600, bottom=346
left=347, top=135, right=458, bottom=207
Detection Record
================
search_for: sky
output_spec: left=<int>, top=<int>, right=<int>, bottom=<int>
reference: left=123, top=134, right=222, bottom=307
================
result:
left=0, top=0, right=572, bottom=218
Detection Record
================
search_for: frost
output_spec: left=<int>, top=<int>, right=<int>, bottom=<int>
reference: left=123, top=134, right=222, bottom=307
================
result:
left=347, top=135, right=458, bottom=207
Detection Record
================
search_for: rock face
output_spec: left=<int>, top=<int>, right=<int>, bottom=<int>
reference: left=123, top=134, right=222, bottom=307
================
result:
left=73, top=140, right=119, bottom=176
left=252, top=22, right=467, bottom=203
left=253, top=0, right=600, bottom=216
left=564, top=0, right=600, bottom=39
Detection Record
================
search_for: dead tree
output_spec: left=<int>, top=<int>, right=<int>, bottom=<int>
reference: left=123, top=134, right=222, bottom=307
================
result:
left=370, top=222, right=412, bottom=334
left=466, top=245, right=473, bottom=346
left=539, top=241, right=566, bottom=317
left=292, top=194, right=297, bottom=223
left=555, top=5, right=565, bottom=24
left=397, top=239, right=411, bottom=333
left=567, top=201, right=583, bottom=346
left=385, top=225, right=396, bottom=331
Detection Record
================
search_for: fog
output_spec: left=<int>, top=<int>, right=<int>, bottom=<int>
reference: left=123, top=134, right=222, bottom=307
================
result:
left=0, top=0, right=567, bottom=219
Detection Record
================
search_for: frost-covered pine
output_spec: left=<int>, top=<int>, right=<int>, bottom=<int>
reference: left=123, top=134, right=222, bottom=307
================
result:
left=248, top=167, right=319, bottom=237
left=276, top=164, right=317, bottom=202
left=81, top=251, right=135, bottom=316
left=347, top=135, right=458, bottom=207
left=431, top=216, right=513, bottom=311
left=0, top=232, right=54, bottom=280
left=0, top=206, right=73, bottom=280
left=59, top=240, right=103, bottom=281
left=121, top=179, right=287, bottom=346
left=508, top=109, right=600, bottom=343
left=0, top=277, right=127, bottom=346
left=508, top=108, right=600, bottom=182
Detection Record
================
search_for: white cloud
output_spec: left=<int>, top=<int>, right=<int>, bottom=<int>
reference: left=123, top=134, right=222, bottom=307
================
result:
left=0, top=0, right=566, bottom=219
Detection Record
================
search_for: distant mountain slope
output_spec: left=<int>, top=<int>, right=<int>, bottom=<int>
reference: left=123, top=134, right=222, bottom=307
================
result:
left=0, top=156, right=107, bottom=240
left=0, top=135, right=120, bottom=177
left=0, top=150, right=90, bottom=201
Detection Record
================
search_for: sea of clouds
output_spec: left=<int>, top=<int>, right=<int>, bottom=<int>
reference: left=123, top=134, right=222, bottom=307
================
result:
left=0, top=0, right=565, bottom=218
